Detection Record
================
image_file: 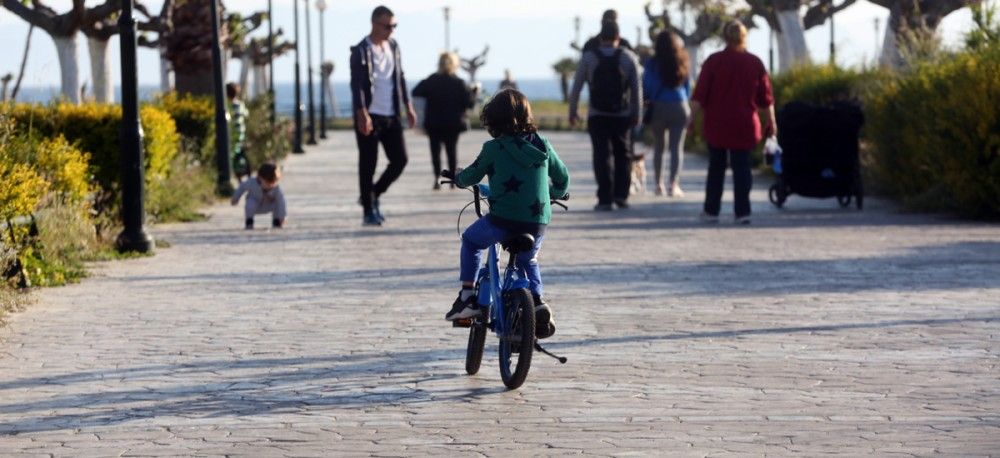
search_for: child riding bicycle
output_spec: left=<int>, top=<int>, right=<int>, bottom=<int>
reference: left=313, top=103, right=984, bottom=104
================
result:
left=444, top=89, right=570, bottom=339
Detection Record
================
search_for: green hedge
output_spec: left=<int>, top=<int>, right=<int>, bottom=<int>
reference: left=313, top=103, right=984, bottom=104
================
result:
left=864, top=45, right=1000, bottom=217
left=6, top=103, right=179, bottom=217
left=155, top=92, right=214, bottom=164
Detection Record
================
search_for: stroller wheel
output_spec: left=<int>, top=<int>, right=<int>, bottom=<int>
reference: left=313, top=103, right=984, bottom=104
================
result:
left=768, top=184, right=786, bottom=208
left=837, top=195, right=852, bottom=208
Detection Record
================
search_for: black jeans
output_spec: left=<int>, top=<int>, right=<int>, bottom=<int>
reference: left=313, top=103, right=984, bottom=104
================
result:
left=587, top=115, right=632, bottom=204
left=426, top=127, right=460, bottom=178
left=703, top=146, right=753, bottom=218
left=356, top=114, right=408, bottom=215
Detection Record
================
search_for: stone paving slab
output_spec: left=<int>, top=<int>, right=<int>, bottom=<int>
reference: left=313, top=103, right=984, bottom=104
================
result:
left=1, top=129, right=998, bottom=456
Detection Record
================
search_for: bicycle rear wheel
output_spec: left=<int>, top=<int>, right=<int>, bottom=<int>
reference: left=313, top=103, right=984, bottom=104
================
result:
left=498, top=288, right=535, bottom=389
left=465, top=318, right=487, bottom=375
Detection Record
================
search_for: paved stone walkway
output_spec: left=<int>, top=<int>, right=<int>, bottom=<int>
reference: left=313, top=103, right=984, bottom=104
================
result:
left=1, top=130, right=998, bottom=456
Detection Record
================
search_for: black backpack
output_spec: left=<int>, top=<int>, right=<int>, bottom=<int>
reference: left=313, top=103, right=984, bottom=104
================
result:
left=589, top=48, right=628, bottom=112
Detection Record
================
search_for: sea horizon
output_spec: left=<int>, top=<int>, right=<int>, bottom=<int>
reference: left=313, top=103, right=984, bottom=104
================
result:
left=9, top=78, right=578, bottom=118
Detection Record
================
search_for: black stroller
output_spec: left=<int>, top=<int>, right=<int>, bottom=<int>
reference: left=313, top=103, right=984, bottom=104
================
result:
left=769, top=100, right=865, bottom=209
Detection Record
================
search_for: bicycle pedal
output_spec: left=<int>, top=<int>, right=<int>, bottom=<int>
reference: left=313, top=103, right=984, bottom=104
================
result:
left=452, top=318, right=473, bottom=328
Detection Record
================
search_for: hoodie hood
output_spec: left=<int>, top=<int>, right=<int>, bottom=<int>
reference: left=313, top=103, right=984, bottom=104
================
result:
left=496, top=134, right=550, bottom=168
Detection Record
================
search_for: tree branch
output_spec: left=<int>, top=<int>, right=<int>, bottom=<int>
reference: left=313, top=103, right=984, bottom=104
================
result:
left=3, top=0, right=57, bottom=32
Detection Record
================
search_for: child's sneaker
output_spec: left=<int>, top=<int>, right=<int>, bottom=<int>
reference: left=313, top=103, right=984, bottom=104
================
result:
left=272, top=218, right=284, bottom=228
left=245, top=218, right=254, bottom=230
left=532, top=294, right=555, bottom=339
left=445, top=291, right=480, bottom=321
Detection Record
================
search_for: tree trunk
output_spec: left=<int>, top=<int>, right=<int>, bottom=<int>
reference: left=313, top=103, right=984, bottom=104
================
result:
left=87, top=37, right=113, bottom=103
left=252, top=64, right=268, bottom=98
left=238, top=56, right=250, bottom=96
left=175, top=69, right=215, bottom=96
left=559, top=74, right=569, bottom=103
left=53, top=35, right=81, bottom=104
left=160, top=50, right=174, bottom=93
left=776, top=9, right=811, bottom=71
left=686, top=44, right=701, bottom=80
left=12, top=24, right=34, bottom=101
left=879, top=12, right=901, bottom=68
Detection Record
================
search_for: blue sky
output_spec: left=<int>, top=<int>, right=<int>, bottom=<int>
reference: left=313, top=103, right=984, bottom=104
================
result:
left=0, top=0, right=979, bottom=90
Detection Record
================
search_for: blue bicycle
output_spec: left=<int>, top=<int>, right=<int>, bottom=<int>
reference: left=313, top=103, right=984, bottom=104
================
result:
left=442, top=176, right=567, bottom=389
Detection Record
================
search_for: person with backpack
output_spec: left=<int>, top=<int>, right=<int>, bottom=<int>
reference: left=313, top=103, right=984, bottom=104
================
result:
left=569, top=21, right=642, bottom=211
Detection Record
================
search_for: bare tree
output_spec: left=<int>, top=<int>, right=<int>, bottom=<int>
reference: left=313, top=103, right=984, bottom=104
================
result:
left=458, top=45, right=489, bottom=84
left=869, top=0, right=981, bottom=68
left=646, top=1, right=753, bottom=77
left=2, top=0, right=122, bottom=104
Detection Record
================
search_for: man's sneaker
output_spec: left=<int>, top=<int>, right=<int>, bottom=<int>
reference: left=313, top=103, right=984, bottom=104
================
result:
left=532, top=294, right=555, bottom=339
left=699, top=212, right=719, bottom=224
left=614, top=199, right=630, bottom=210
left=735, top=215, right=752, bottom=225
left=362, top=213, right=382, bottom=226
left=445, top=294, right=481, bottom=321
left=594, top=203, right=614, bottom=211
left=372, top=196, right=385, bottom=223
left=245, top=218, right=254, bottom=230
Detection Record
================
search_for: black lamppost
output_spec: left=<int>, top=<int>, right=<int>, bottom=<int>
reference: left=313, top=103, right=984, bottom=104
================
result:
left=293, top=0, right=305, bottom=153
left=304, top=0, right=317, bottom=145
left=268, top=0, right=276, bottom=126
left=116, top=0, right=152, bottom=253
left=316, top=0, right=328, bottom=140
left=829, top=14, right=836, bottom=66
left=209, top=0, right=232, bottom=196
left=443, top=6, right=451, bottom=51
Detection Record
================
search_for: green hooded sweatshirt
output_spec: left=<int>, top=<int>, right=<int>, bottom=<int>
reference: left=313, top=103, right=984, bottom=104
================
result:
left=456, top=134, right=570, bottom=225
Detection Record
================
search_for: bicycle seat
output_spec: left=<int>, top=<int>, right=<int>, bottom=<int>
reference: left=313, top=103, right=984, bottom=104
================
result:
left=500, top=234, right=535, bottom=254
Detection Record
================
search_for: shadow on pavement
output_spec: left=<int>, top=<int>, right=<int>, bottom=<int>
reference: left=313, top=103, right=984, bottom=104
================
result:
left=1, top=314, right=996, bottom=434
left=546, top=241, right=1000, bottom=295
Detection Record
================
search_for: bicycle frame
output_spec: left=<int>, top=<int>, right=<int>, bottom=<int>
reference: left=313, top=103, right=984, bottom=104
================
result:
left=471, top=184, right=531, bottom=338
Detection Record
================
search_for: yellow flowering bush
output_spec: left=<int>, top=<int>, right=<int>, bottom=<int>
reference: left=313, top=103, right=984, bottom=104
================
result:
left=6, top=103, right=180, bottom=217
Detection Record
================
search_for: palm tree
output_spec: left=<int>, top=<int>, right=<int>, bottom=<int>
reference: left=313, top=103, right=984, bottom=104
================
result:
left=165, top=0, right=229, bottom=96
left=552, top=57, right=577, bottom=103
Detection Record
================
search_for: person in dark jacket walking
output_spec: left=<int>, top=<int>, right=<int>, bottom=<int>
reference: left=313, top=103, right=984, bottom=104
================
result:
left=412, top=52, right=476, bottom=190
left=569, top=21, right=642, bottom=211
left=350, top=5, right=417, bottom=227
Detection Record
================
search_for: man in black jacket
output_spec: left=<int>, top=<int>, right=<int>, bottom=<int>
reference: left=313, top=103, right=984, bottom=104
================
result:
left=580, top=9, right=633, bottom=53
left=350, top=5, right=417, bottom=226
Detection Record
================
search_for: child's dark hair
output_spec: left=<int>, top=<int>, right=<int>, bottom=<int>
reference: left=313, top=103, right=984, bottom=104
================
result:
left=479, top=89, right=537, bottom=138
left=257, top=161, right=279, bottom=182
left=226, top=82, right=240, bottom=99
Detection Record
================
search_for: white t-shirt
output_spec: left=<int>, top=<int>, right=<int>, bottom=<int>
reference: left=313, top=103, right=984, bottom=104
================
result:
left=367, top=37, right=396, bottom=116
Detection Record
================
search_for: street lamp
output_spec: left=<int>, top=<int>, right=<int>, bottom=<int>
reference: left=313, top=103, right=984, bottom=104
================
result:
left=316, top=0, right=328, bottom=140
left=293, top=0, right=304, bottom=153
left=116, top=0, right=152, bottom=253
left=305, top=0, right=317, bottom=145
left=443, top=6, right=450, bottom=51
left=209, top=0, right=232, bottom=196
left=829, top=14, right=836, bottom=66
left=268, top=0, right=275, bottom=126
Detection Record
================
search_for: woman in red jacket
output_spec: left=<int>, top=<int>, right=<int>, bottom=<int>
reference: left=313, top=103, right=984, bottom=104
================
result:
left=690, top=20, right=777, bottom=225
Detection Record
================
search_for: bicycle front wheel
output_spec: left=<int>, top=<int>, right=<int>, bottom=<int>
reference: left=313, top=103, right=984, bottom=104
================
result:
left=498, top=288, right=535, bottom=389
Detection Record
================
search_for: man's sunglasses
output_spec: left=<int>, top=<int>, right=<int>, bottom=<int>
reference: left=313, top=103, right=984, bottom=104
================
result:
left=376, top=21, right=398, bottom=30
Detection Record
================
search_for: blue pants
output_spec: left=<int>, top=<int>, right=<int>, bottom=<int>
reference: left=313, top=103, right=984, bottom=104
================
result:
left=460, top=216, right=544, bottom=298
